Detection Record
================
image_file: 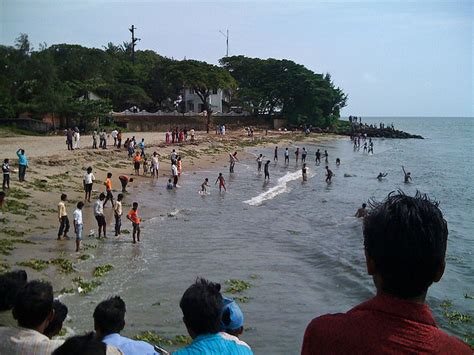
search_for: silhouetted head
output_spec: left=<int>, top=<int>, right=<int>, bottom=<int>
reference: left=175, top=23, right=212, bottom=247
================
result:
left=13, top=280, right=54, bottom=330
left=53, top=332, right=106, bottom=355
left=363, top=191, right=448, bottom=299
left=180, top=278, right=223, bottom=338
left=93, top=296, right=126, bottom=337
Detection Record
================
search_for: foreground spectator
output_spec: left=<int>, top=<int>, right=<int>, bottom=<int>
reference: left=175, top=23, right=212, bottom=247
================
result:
left=301, top=191, right=472, bottom=354
left=0, top=280, right=64, bottom=353
left=175, top=278, right=253, bottom=355
left=53, top=332, right=122, bottom=355
left=220, top=297, right=245, bottom=337
left=0, top=270, right=28, bottom=327
left=44, top=300, right=68, bottom=339
left=94, top=295, right=157, bottom=354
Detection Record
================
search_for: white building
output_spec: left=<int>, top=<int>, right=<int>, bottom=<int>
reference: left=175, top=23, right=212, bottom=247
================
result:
left=183, top=88, right=226, bottom=113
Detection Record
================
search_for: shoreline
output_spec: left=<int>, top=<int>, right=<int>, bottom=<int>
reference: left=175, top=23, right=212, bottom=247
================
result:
left=0, top=129, right=339, bottom=294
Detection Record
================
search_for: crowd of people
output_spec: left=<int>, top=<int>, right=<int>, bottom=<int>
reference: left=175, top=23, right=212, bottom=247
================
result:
left=1, top=191, right=472, bottom=354
left=0, top=271, right=252, bottom=354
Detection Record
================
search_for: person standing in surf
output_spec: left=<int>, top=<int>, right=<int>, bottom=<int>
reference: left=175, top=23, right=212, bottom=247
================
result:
left=325, top=166, right=333, bottom=183
left=315, top=149, right=321, bottom=165
left=133, top=152, right=141, bottom=176
left=229, top=152, right=238, bottom=173
left=256, top=154, right=264, bottom=172
left=274, top=146, right=278, bottom=161
left=324, top=150, right=329, bottom=164
left=284, top=148, right=290, bottom=164
left=201, top=178, right=209, bottom=194
left=264, top=160, right=271, bottom=180
left=215, top=173, right=226, bottom=192
left=295, top=148, right=300, bottom=163
left=302, top=148, right=307, bottom=163
left=172, top=162, right=179, bottom=187
left=402, top=166, right=412, bottom=183
left=126, top=202, right=141, bottom=244
left=302, top=163, right=308, bottom=181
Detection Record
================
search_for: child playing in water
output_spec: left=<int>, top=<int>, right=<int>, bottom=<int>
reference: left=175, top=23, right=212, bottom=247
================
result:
left=126, top=202, right=141, bottom=244
left=143, top=158, right=149, bottom=175
left=215, top=173, right=226, bottom=192
left=133, top=152, right=141, bottom=175
left=302, top=163, right=308, bottom=181
left=177, top=156, right=182, bottom=176
left=264, top=160, right=270, bottom=180
left=201, top=178, right=209, bottom=193
left=325, top=166, right=333, bottom=183
left=166, top=179, right=174, bottom=190
left=402, top=166, right=412, bottom=183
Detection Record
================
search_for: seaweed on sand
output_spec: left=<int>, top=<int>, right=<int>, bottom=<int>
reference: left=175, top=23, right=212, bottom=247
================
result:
left=7, top=188, right=30, bottom=199
left=224, top=279, right=252, bottom=294
left=92, top=264, right=113, bottom=277
left=17, top=259, right=49, bottom=271
left=72, top=277, right=102, bottom=295
left=133, top=331, right=191, bottom=347
left=4, top=199, right=29, bottom=215
left=50, top=258, right=75, bottom=274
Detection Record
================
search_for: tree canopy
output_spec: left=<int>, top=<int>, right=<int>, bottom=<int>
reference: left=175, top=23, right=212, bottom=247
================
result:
left=0, top=33, right=347, bottom=129
left=220, top=55, right=347, bottom=127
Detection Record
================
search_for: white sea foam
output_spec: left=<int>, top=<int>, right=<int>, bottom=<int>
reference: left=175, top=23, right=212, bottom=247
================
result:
left=244, top=170, right=303, bottom=206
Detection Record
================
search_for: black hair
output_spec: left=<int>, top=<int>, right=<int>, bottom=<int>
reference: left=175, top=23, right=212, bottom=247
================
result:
left=362, top=203, right=367, bottom=208
left=107, top=172, right=112, bottom=178
left=77, top=201, right=84, bottom=209
left=44, top=300, right=68, bottom=338
left=52, top=332, right=106, bottom=355
left=87, top=167, right=92, bottom=172
left=363, top=191, right=448, bottom=298
left=132, top=202, right=138, bottom=208
left=117, top=193, right=124, bottom=201
left=61, top=194, right=67, bottom=201
left=93, top=296, right=126, bottom=336
left=0, top=270, right=28, bottom=311
left=13, top=280, right=53, bottom=328
left=99, top=193, right=105, bottom=200
left=3, top=158, right=8, bottom=163
left=179, top=278, right=223, bottom=335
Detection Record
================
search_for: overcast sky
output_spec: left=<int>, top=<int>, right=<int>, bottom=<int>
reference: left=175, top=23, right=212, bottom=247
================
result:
left=1, top=0, right=472, bottom=117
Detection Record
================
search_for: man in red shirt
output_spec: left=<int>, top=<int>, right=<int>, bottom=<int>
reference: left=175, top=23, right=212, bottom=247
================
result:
left=302, top=191, right=471, bottom=354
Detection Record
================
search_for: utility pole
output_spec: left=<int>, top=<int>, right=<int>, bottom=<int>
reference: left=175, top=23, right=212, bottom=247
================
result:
left=129, top=25, right=140, bottom=64
left=219, top=29, right=229, bottom=57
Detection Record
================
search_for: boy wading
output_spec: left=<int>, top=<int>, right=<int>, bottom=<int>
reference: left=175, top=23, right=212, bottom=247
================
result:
left=127, top=202, right=141, bottom=244
left=114, top=194, right=123, bottom=237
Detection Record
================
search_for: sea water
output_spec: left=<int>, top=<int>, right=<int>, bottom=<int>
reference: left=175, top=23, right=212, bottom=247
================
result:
left=65, top=117, right=473, bottom=353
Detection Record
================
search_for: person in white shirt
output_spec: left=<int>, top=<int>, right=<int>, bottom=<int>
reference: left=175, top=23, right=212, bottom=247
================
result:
left=73, top=129, right=80, bottom=149
left=94, top=193, right=107, bottom=238
left=190, top=128, right=195, bottom=142
left=73, top=201, right=84, bottom=252
left=114, top=194, right=123, bottom=237
left=0, top=280, right=64, bottom=355
left=83, top=166, right=96, bottom=202
left=111, top=129, right=118, bottom=147
left=171, top=163, right=179, bottom=187
left=151, top=152, right=159, bottom=178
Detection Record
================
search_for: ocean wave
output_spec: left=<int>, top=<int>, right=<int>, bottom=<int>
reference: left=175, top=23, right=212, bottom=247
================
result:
left=244, top=170, right=303, bottom=206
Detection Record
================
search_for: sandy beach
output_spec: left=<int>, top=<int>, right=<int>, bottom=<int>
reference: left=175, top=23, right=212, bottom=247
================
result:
left=0, top=128, right=336, bottom=293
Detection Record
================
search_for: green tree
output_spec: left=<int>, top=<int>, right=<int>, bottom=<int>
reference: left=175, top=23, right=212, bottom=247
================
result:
left=220, top=55, right=347, bottom=127
left=167, top=60, right=237, bottom=132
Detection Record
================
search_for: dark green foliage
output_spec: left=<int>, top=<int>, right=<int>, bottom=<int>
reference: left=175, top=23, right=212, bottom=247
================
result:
left=1, top=34, right=346, bottom=130
left=220, top=56, right=347, bottom=127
